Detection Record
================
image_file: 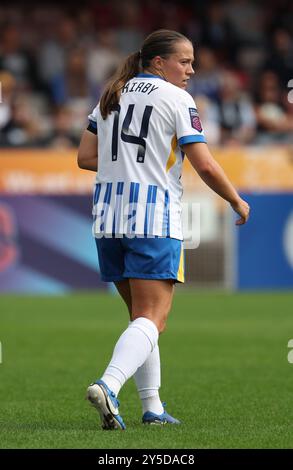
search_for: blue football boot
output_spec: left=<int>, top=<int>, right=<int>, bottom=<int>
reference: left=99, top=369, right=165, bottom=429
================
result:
left=142, top=402, right=181, bottom=425
left=87, top=379, right=126, bottom=430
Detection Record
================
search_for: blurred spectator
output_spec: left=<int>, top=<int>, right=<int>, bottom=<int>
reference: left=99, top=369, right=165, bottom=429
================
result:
left=47, top=43, right=95, bottom=139
left=0, top=93, right=44, bottom=147
left=0, top=71, right=16, bottom=130
left=37, top=15, right=79, bottom=92
left=265, top=28, right=293, bottom=87
left=87, top=30, right=122, bottom=97
left=50, top=46, right=91, bottom=105
left=0, top=23, right=41, bottom=91
left=115, top=0, right=144, bottom=55
left=225, top=0, right=265, bottom=47
left=217, top=70, right=256, bottom=145
left=188, top=47, right=223, bottom=103
left=40, top=106, right=80, bottom=148
left=200, top=2, right=233, bottom=57
left=193, top=94, right=221, bottom=146
left=254, top=71, right=293, bottom=144
left=218, top=72, right=256, bottom=145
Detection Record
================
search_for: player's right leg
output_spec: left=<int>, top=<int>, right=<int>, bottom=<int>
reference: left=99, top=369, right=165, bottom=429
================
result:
left=129, top=278, right=180, bottom=424
left=123, top=236, right=184, bottom=424
left=114, top=280, right=176, bottom=422
left=129, top=278, right=174, bottom=333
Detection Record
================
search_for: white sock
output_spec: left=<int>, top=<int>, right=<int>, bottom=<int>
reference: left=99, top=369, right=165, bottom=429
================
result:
left=141, top=394, right=164, bottom=415
left=131, top=321, right=164, bottom=415
left=101, top=317, right=159, bottom=396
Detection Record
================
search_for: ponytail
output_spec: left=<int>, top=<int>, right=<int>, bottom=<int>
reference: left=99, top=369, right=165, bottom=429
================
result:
left=100, top=51, right=141, bottom=119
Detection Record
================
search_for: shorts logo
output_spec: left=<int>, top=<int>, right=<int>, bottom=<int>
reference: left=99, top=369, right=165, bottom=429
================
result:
left=189, top=108, right=202, bottom=132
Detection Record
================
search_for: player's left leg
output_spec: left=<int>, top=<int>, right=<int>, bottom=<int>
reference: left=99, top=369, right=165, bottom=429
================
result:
left=115, top=280, right=166, bottom=418
left=87, top=238, right=127, bottom=430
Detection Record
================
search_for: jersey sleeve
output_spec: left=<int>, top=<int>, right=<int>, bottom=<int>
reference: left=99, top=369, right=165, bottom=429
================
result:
left=175, top=92, right=207, bottom=146
left=87, top=103, right=100, bottom=135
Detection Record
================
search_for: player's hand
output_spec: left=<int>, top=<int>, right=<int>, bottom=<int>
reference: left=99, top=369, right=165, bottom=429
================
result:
left=230, top=197, right=250, bottom=225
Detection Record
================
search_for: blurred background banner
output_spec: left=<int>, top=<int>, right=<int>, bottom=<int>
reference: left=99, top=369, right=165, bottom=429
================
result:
left=0, top=150, right=102, bottom=294
left=0, top=149, right=94, bottom=194
left=0, top=149, right=292, bottom=293
left=0, top=193, right=102, bottom=294
left=237, top=193, right=293, bottom=290
left=0, top=0, right=293, bottom=293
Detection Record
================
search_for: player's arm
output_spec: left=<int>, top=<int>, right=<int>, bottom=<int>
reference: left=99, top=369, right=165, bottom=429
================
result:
left=77, top=129, right=98, bottom=172
left=182, top=142, right=250, bottom=225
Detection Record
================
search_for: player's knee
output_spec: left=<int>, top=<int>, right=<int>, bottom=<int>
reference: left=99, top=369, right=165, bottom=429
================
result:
left=131, top=312, right=167, bottom=334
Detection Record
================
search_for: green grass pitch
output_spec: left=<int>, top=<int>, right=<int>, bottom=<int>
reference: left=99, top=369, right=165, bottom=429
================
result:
left=0, top=290, right=292, bottom=449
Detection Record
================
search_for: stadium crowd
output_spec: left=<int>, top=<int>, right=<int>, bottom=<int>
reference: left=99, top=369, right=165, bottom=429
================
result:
left=0, top=0, right=293, bottom=148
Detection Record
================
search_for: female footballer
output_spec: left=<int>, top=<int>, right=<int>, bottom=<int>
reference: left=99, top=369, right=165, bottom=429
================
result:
left=77, top=29, right=250, bottom=430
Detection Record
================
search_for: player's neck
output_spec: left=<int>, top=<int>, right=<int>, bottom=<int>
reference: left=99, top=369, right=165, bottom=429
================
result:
left=143, top=68, right=164, bottom=80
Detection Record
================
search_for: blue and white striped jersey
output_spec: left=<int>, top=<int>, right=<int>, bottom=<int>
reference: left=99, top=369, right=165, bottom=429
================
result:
left=88, top=73, right=206, bottom=240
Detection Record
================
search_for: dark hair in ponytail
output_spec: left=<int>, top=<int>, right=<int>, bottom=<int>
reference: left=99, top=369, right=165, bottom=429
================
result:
left=100, top=51, right=141, bottom=119
left=99, top=30, right=190, bottom=119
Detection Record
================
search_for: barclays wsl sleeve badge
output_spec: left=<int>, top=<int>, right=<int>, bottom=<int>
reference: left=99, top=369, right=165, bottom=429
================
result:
left=189, top=108, right=203, bottom=132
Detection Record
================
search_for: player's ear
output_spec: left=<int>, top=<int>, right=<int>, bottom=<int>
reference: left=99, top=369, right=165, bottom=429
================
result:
left=152, top=55, right=165, bottom=71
